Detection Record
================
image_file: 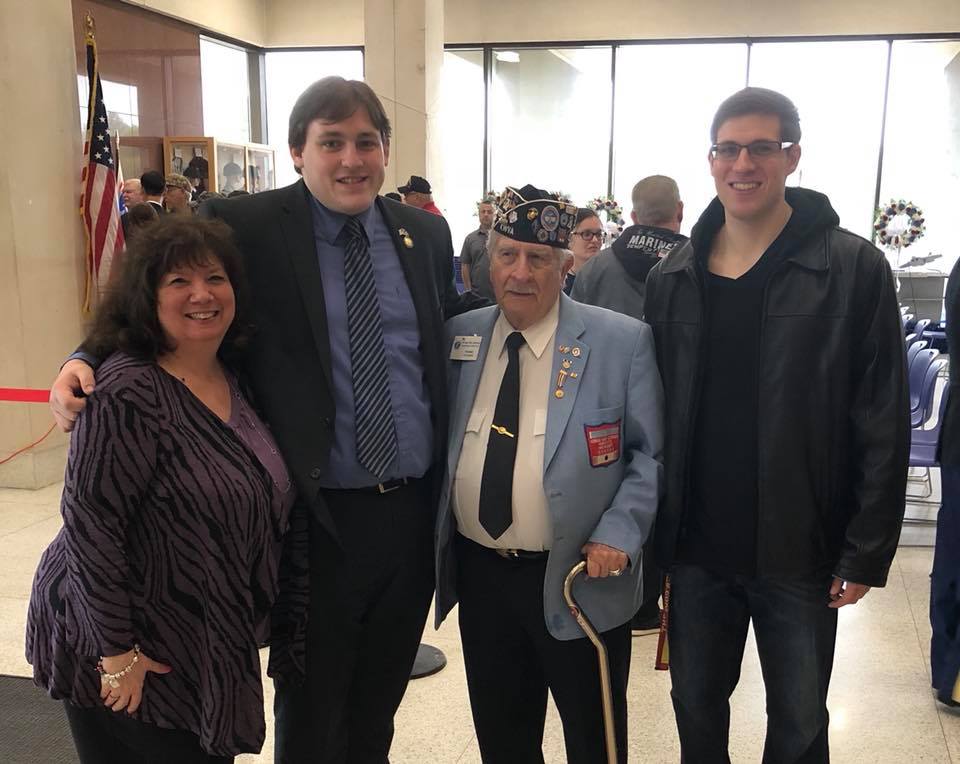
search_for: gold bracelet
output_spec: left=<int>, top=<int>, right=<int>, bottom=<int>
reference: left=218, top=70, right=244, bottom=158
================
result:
left=96, top=644, right=141, bottom=689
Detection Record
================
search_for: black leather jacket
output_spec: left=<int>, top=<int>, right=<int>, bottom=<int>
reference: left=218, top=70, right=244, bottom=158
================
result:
left=645, top=188, right=909, bottom=586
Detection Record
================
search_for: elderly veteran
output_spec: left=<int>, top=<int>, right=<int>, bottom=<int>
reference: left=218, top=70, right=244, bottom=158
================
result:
left=434, top=184, right=664, bottom=763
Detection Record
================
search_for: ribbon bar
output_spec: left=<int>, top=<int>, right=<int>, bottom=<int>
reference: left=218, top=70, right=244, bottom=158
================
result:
left=0, top=388, right=49, bottom=404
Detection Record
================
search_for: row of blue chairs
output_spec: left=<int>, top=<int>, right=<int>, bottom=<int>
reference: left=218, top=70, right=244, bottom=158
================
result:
left=908, top=342, right=949, bottom=501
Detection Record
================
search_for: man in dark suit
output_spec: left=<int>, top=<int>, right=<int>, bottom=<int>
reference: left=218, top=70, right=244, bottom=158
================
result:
left=51, top=77, right=484, bottom=763
left=932, top=257, right=960, bottom=707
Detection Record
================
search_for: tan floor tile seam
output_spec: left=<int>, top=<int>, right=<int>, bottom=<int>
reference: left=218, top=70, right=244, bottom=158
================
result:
left=897, top=554, right=956, bottom=761
left=0, top=513, right=60, bottom=540
left=896, top=553, right=936, bottom=686
left=454, top=734, right=478, bottom=762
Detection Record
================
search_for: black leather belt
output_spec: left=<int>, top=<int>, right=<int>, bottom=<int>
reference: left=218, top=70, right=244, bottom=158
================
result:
left=493, top=547, right=550, bottom=561
left=457, top=533, right=549, bottom=561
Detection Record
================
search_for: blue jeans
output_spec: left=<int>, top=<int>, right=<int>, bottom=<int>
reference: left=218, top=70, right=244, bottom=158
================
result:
left=669, top=564, right=837, bottom=764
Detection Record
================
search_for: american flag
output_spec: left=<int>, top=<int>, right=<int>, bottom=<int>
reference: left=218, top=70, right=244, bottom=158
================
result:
left=80, top=15, right=124, bottom=312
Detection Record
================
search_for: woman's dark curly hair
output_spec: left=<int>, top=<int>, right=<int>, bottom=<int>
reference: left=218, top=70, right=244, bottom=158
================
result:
left=85, top=216, right=252, bottom=363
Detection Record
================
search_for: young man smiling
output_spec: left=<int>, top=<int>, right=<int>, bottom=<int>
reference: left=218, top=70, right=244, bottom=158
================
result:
left=645, top=87, right=909, bottom=762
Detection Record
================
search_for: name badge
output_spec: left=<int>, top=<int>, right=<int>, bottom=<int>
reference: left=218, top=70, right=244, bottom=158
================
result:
left=584, top=421, right=622, bottom=468
left=450, top=335, right=482, bottom=361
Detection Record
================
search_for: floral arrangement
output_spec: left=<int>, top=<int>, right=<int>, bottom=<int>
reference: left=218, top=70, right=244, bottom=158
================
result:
left=587, top=195, right=625, bottom=236
left=873, top=199, right=925, bottom=250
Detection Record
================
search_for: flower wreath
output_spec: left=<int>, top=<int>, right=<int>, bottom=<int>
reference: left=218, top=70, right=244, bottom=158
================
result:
left=873, top=199, right=925, bottom=250
left=587, top=196, right=626, bottom=236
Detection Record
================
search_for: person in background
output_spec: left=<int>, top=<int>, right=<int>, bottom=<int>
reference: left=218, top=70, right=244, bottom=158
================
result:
left=140, top=170, right=166, bottom=214
left=384, top=191, right=402, bottom=202
left=123, top=202, right=160, bottom=240
left=932, top=256, right=960, bottom=708
left=564, top=207, right=603, bottom=295
left=27, top=216, right=300, bottom=763
left=459, top=196, right=496, bottom=300
left=571, top=175, right=687, bottom=321
left=399, top=175, right=443, bottom=216
left=121, top=178, right=145, bottom=208
left=164, top=174, right=193, bottom=215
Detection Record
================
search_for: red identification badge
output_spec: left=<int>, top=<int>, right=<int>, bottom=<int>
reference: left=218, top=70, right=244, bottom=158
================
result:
left=584, top=421, right=621, bottom=468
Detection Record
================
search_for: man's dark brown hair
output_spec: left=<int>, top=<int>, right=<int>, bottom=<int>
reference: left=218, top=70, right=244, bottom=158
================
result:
left=288, top=77, right=392, bottom=161
left=710, top=87, right=801, bottom=144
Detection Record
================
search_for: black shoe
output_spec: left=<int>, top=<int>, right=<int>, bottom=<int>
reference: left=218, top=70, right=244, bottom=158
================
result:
left=630, top=610, right=661, bottom=636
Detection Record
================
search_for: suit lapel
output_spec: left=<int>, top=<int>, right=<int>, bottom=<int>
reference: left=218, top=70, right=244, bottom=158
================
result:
left=278, top=181, right=334, bottom=392
left=447, top=310, right=499, bottom=482
left=544, top=296, right=589, bottom=474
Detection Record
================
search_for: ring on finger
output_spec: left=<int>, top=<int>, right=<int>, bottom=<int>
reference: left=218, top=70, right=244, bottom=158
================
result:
left=609, top=568, right=622, bottom=577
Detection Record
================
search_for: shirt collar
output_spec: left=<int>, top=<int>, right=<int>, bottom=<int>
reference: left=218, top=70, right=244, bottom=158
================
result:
left=309, top=194, right=377, bottom=244
left=492, top=297, right=560, bottom=361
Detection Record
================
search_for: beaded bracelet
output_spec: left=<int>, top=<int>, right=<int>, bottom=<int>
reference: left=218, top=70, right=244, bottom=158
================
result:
left=97, top=644, right=141, bottom=689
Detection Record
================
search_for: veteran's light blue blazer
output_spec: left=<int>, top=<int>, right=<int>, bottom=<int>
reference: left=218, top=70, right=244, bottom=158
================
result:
left=435, top=294, right=664, bottom=640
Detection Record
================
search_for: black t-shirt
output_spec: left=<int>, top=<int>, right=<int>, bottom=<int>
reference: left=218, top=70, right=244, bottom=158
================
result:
left=678, top=213, right=805, bottom=576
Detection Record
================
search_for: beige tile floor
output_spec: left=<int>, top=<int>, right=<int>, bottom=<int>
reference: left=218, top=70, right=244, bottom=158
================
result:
left=2, top=482, right=958, bottom=763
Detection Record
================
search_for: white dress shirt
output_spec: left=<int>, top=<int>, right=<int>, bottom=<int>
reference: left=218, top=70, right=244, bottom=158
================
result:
left=453, top=299, right=559, bottom=550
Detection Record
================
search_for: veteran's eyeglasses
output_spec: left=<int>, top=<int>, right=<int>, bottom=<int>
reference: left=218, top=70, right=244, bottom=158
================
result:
left=572, top=230, right=605, bottom=242
left=710, top=140, right=795, bottom=161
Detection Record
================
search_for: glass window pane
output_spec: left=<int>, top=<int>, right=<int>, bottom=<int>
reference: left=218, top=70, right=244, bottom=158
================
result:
left=265, top=50, right=364, bottom=188
left=200, top=37, right=251, bottom=144
left=435, top=49, right=485, bottom=265
left=613, top=43, right=748, bottom=235
left=749, top=41, right=889, bottom=239
left=880, top=40, right=960, bottom=283
left=489, top=47, right=612, bottom=207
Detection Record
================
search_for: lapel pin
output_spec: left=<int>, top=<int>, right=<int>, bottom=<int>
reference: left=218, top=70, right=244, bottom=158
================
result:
left=555, top=389, right=565, bottom=399
left=562, top=359, right=572, bottom=369
left=398, top=227, right=414, bottom=249
left=571, top=347, right=581, bottom=357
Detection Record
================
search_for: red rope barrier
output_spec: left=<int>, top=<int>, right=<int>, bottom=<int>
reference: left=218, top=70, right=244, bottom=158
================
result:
left=0, top=388, right=49, bottom=403
left=0, top=387, right=56, bottom=465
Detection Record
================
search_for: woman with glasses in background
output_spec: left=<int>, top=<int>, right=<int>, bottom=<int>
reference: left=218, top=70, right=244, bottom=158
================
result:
left=565, top=207, right=605, bottom=295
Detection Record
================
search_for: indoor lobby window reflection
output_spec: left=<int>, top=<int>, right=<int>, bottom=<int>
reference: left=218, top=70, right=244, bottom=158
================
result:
left=200, top=37, right=251, bottom=145
left=749, top=41, right=889, bottom=239
left=436, top=49, right=485, bottom=258
left=77, top=76, right=139, bottom=136
left=880, top=40, right=960, bottom=280
left=612, top=43, right=747, bottom=235
left=265, top=49, right=364, bottom=188
left=489, top=47, right=612, bottom=208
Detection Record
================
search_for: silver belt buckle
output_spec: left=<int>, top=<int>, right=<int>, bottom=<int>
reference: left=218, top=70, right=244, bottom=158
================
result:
left=496, top=548, right=520, bottom=559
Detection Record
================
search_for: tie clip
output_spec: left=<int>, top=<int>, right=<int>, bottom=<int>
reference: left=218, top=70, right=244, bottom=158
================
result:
left=491, top=424, right=515, bottom=438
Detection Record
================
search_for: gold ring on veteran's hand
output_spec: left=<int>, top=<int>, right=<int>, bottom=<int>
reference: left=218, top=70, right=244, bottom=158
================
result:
left=609, top=568, right=622, bottom=576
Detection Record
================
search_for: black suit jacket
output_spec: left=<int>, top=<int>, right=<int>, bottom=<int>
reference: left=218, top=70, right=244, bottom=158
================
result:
left=200, top=180, right=485, bottom=541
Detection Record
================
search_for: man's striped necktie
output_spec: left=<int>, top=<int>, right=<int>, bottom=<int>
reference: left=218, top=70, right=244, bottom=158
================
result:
left=343, top=216, right=398, bottom=479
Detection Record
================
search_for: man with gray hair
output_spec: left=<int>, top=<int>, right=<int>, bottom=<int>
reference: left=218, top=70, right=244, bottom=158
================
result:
left=570, top=175, right=687, bottom=321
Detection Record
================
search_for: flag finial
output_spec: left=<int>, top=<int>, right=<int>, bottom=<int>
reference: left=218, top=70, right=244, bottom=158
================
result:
left=84, top=12, right=96, bottom=44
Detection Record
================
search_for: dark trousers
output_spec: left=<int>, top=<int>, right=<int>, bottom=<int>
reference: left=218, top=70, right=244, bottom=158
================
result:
left=63, top=702, right=232, bottom=764
left=932, top=465, right=960, bottom=704
left=273, top=479, right=435, bottom=763
left=456, top=535, right=631, bottom=764
left=636, top=535, right=663, bottom=622
left=669, top=564, right=837, bottom=764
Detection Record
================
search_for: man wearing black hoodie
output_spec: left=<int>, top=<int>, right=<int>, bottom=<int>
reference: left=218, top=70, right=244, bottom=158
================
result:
left=571, top=175, right=686, bottom=321
left=571, top=175, right=686, bottom=635
left=645, top=88, right=909, bottom=763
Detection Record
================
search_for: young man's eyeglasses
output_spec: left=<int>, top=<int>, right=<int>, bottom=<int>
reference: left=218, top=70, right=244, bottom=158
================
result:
left=710, top=140, right=795, bottom=162
left=571, top=230, right=604, bottom=242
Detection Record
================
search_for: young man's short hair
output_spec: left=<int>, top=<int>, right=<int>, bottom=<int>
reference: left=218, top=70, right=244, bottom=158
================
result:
left=710, top=87, right=801, bottom=144
left=288, top=77, right=392, bottom=154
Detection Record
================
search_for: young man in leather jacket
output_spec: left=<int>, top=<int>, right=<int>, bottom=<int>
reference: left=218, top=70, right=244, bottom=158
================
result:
left=644, top=87, right=909, bottom=763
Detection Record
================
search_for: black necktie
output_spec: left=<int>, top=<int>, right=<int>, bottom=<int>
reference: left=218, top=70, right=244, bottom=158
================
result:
left=478, top=331, right=525, bottom=539
left=343, top=217, right=398, bottom=479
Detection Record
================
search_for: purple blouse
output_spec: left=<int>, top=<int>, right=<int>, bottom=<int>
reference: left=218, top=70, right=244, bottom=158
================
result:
left=25, top=354, right=298, bottom=757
